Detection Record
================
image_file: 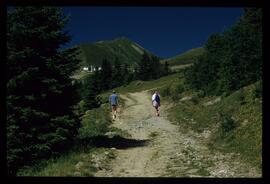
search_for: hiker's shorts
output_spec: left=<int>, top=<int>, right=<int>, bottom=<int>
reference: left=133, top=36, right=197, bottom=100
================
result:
left=112, top=105, right=117, bottom=111
left=152, top=101, right=159, bottom=109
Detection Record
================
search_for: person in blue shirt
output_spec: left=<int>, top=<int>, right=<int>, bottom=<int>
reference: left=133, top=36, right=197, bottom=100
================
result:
left=109, top=90, right=118, bottom=120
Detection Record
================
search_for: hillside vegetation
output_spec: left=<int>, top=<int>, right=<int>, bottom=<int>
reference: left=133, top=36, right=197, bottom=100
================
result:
left=76, top=37, right=158, bottom=67
left=164, top=79, right=262, bottom=169
left=161, top=47, right=205, bottom=66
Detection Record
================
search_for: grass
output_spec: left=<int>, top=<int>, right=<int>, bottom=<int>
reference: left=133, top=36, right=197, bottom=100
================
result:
left=17, top=147, right=98, bottom=176
left=161, top=47, right=205, bottom=66
left=166, top=81, right=262, bottom=169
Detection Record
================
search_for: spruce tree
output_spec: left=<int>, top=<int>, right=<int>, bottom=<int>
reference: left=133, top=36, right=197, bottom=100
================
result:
left=163, top=61, right=170, bottom=76
left=100, top=59, right=112, bottom=90
left=111, top=57, right=123, bottom=88
left=138, top=51, right=151, bottom=80
left=7, top=7, right=80, bottom=175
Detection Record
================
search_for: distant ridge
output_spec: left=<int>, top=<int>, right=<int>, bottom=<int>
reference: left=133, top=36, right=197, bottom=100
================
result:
left=75, top=37, right=158, bottom=67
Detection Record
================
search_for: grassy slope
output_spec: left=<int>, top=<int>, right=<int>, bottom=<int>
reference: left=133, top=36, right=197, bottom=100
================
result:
left=77, top=37, right=158, bottom=67
left=161, top=47, right=205, bottom=66
left=167, top=81, right=262, bottom=169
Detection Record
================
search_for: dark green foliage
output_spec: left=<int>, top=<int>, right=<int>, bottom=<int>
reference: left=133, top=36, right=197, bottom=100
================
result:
left=252, top=80, right=262, bottom=99
left=175, top=84, right=185, bottom=94
left=218, top=113, right=237, bottom=134
left=111, top=58, right=124, bottom=88
left=7, top=7, right=80, bottom=175
left=82, top=74, right=101, bottom=110
left=184, top=8, right=262, bottom=96
left=100, top=59, right=113, bottom=90
left=191, top=96, right=199, bottom=105
left=163, top=61, right=170, bottom=76
left=137, top=51, right=165, bottom=81
left=197, top=90, right=206, bottom=98
left=78, top=108, right=110, bottom=140
left=236, top=89, right=246, bottom=105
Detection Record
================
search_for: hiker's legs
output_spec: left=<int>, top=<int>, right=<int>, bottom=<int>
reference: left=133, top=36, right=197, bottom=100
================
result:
left=154, top=106, right=159, bottom=116
left=157, top=106, right=160, bottom=116
left=112, top=105, right=117, bottom=119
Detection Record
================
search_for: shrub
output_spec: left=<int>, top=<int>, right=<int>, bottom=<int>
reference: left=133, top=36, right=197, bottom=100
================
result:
left=237, top=89, right=246, bottom=105
left=219, top=113, right=237, bottom=133
left=78, top=108, right=110, bottom=140
left=252, top=80, right=262, bottom=99
left=197, top=90, right=206, bottom=98
left=175, top=84, right=185, bottom=94
left=191, top=96, right=199, bottom=104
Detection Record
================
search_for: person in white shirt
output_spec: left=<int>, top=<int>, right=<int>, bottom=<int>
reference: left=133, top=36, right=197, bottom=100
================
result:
left=152, top=91, right=161, bottom=116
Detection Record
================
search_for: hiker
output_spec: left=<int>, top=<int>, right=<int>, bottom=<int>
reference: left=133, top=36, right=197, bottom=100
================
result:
left=109, top=90, right=118, bottom=120
left=152, top=91, right=161, bottom=116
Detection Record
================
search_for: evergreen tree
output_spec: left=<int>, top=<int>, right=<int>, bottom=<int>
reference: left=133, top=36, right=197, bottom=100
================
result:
left=151, top=55, right=162, bottom=79
left=7, top=7, right=80, bottom=175
left=82, top=73, right=101, bottom=110
left=185, top=8, right=262, bottom=95
left=138, top=51, right=152, bottom=80
left=163, top=61, right=170, bottom=76
left=111, top=57, right=123, bottom=88
left=100, top=58, right=112, bottom=90
left=122, top=63, right=132, bottom=84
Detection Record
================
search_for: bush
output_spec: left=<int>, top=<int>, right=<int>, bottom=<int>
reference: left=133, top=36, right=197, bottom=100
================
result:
left=175, top=84, right=185, bottom=94
left=197, top=90, right=206, bottom=98
left=78, top=108, right=110, bottom=140
left=219, top=113, right=237, bottom=133
left=252, top=80, right=262, bottom=99
left=191, top=96, right=199, bottom=104
left=236, top=89, right=246, bottom=105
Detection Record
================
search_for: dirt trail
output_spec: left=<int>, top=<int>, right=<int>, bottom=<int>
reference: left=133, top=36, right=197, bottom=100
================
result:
left=94, top=90, right=261, bottom=177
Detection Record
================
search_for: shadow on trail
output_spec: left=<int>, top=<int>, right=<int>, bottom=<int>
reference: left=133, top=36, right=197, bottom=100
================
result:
left=89, top=135, right=150, bottom=149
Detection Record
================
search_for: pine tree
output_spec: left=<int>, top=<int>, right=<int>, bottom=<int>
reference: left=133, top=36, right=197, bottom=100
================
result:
left=151, top=55, right=162, bottom=79
left=7, top=7, right=80, bottom=175
left=111, top=57, right=123, bottom=88
left=185, top=8, right=262, bottom=95
left=138, top=51, right=152, bottom=80
left=100, top=58, right=112, bottom=90
left=163, top=61, right=170, bottom=76
left=82, top=73, right=101, bottom=110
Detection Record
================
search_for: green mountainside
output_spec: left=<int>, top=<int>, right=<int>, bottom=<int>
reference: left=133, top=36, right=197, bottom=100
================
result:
left=162, top=47, right=205, bottom=66
left=76, top=37, right=158, bottom=67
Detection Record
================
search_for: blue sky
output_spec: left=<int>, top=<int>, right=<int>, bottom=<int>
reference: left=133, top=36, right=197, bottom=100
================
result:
left=62, top=7, right=244, bottom=58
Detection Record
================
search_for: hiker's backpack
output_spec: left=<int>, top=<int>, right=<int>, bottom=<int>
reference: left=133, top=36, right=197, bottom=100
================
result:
left=155, top=94, right=160, bottom=103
